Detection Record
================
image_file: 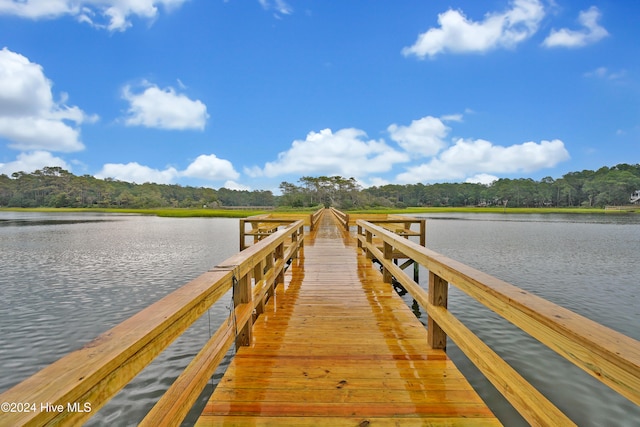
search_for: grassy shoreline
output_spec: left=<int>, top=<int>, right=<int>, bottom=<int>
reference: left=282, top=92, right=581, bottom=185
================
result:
left=2, top=206, right=637, bottom=217
left=346, top=206, right=624, bottom=215
left=0, top=207, right=270, bottom=218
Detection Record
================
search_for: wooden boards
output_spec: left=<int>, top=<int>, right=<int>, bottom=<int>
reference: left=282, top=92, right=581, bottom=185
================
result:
left=197, top=214, right=501, bottom=426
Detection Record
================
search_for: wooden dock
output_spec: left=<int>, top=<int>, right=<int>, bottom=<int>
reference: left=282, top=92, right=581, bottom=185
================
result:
left=2, top=208, right=639, bottom=427
left=197, top=212, right=500, bottom=425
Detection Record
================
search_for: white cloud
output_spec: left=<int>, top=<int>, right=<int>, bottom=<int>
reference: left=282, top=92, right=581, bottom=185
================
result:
left=0, top=47, right=94, bottom=152
left=251, top=128, right=409, bottom=178
left=0, top=0, right=189, bottom=31
left=388, top=115, right=450, bottom=157
left=122, top=82, right=209, bottom=130
left=181, top=154, right=239, bottom=181
left=466, top=173, right=499, bottom=185
left=397, top=138, right=570, bottom=183
left=440, top=114, right=463, bottom=122
left=95, top=162, right=179, bottom=184
left=258, top=0, right=292, bottom=17
left=358, top=177, right=390, bottom=189
left=0, top=151, right=70, bottom=176
left=223, top=180, right=251, bottom=191
left=543, top=6, right=608, bottom=48
left=402, top=0, right=544, bottom=58
left=584, top=67, right=625, bottom=80
left=94, top=153, right=238, bottom=184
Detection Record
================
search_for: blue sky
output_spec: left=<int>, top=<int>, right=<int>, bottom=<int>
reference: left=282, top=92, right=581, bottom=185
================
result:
left=0, top=0, right=638, bottom=192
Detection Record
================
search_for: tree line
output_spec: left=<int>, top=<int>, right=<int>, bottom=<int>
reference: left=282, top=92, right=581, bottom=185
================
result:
left=278, top=164, right=640, bottom=209
left=0, top=167, right=274, bottom=208
left=1, top=164, right=639, bottom=210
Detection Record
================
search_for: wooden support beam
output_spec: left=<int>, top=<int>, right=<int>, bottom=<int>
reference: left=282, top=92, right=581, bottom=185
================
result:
left=365, top=230, right=373, bottom=259
left=382, top=241, right=393, bottom=283
left=239, top=219, right=246, bottom=251
left=428, top=271, right=448, bottom=350
left=234, top=273, right=253, bottom=348
left=254, top=259, right=266, bottom=315
left=275, top=242, right=285, bottom=287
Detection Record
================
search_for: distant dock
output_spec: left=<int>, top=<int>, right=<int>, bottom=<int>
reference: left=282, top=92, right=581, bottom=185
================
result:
left=605, top=205, right=639, bottom=212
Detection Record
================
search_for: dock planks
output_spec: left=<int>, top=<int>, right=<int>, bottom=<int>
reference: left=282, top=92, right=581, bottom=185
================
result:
left=197, top=213, right=501, bottom=426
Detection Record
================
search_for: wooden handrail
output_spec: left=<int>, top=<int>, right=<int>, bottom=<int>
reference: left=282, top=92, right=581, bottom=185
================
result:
left=309, top=207, right=324, bottom=231
left=329, top=207, right=349, bottom=230
left=0, top=220, right=305, bottom=427
left=240, top=209, right=323, bottom=249
left=240, top=215, right=290, bottom=250
left=331, top=208, right=426, bottom=246
left=356, top=219, right=640, bottom=426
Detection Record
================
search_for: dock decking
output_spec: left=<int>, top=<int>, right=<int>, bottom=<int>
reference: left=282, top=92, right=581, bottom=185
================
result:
left=197, top=213, right=501, bottom=426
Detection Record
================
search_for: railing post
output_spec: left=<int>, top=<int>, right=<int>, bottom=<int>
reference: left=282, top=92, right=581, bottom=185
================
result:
left=357, top=225, right=362, bottom=249
left=291, top=226, right=299, bottom=258
left=275, top=242, right=285, bottom=286
left=298, top=225, right=304, bottom=248
left=344, top=213, right=350, bottom=231
left=251, top=221, right=260, bottom=246
left=382, top=241, right=393, bottom=283
left=427, top=271, right=448, bottom=349
left=419, top=219, right=426, bottom=247
left=239, top=219, right=246, bottom=251
left=365, top=230, right=373, bottom=259
left=234, top=272, right=253, bottom=348
left=254, top=259, right=265, bottom=315
left=265, top=248, right=275, bottom=300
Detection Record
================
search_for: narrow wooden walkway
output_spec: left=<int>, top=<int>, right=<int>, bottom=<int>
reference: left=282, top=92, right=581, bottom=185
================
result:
left=197, top=213, right=501, bottom=426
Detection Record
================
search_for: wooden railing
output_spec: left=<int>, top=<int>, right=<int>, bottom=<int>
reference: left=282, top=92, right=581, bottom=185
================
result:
left=240, top=208, right=323, bottom=250
left=309, top=207, right=324, bottom=230
left=356, top=219, right=640, bottom=427
left=329, top=207, right=349, bottom=230
left=331, top=208, right=426, bottom=281
left=329, top=208, right=426, bottom=245
left=0, top=220, right=305, bottom=427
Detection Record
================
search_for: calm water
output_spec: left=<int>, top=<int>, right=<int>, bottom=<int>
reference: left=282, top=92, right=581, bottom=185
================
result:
left=1, top=211, right=639, bottom=426
left=0, top=212, right=239, bottom=426
left=411, top=212, right=640, bottom=426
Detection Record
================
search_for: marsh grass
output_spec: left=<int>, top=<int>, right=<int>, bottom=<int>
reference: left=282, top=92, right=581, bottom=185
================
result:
left=345, top=206, right=611, bottom=215
left=0, top=207, right=269, bottom=218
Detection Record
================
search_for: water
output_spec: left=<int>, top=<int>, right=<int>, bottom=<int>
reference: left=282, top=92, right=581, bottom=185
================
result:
left=1, top=211, right=639, bottom=425
left=0, top=212, right=239, bottom=425
left=409, top=212, right=640, bottom=426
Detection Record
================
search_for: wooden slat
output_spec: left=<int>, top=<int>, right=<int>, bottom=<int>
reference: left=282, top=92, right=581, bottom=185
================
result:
left=196, top=417, right=502, bottom=427
left=197, top=213, right=500, bottom=425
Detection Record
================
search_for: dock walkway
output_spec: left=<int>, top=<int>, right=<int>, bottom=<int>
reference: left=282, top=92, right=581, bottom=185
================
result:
left=197, top=213, right=500, bottom=426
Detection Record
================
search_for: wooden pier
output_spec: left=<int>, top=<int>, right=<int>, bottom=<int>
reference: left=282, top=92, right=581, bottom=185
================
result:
left=1, top=208, right=639, bottom=427
left=197, top=211, right=498, bottom=425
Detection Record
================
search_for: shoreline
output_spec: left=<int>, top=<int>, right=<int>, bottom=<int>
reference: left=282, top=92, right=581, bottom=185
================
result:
left=1, top=206, right=638, bottom=218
